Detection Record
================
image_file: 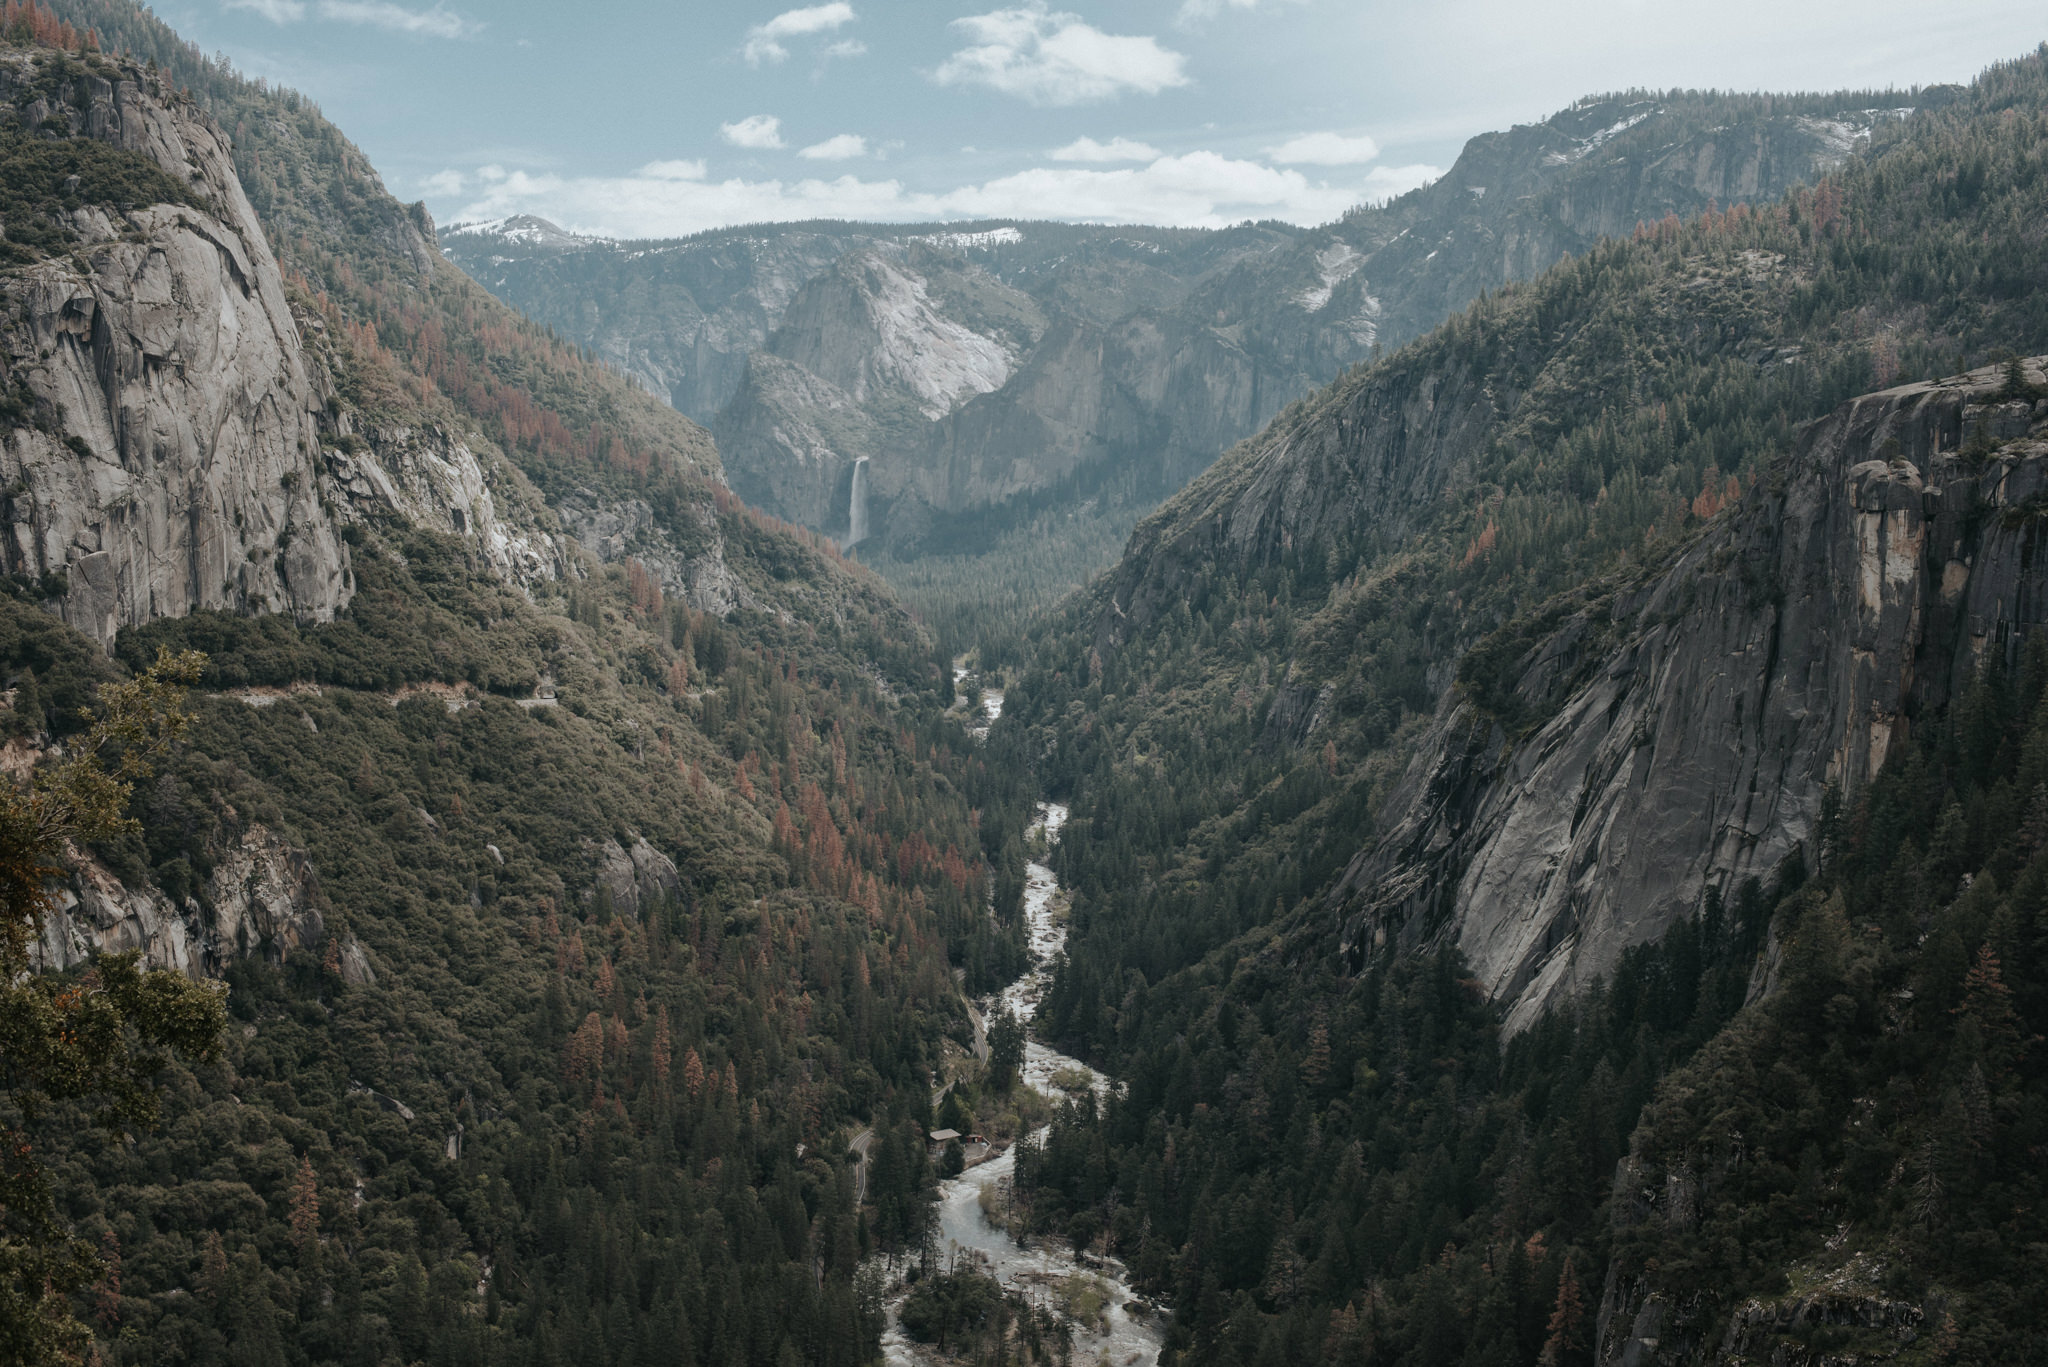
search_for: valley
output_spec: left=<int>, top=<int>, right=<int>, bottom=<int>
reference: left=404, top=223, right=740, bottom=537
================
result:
left=442, top=93, right=1901, bottom=645
left=2, top=2, right=2048, bottom=1366
left=881, top=800, right=1165, bottom=1367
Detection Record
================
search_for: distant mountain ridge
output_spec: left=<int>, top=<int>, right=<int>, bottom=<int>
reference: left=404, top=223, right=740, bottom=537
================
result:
left=444, top=89, right=1918, bottom=563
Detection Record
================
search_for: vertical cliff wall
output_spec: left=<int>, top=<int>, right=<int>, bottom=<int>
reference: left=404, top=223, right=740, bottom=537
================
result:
left=1332, top=362, right=2048, bottom=1029
left=0, top=50, right=351, bottom=644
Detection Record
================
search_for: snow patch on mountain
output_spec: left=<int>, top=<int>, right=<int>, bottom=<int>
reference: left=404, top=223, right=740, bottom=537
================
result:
left=912, top=226, right=1024, bottom=251
left=1296, top=241, right=1364, bottom=312
left=1543, top=107, right=1660, bottom=166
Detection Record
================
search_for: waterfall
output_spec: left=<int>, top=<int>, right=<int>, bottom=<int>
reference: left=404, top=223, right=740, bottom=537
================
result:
left=844, top=456, right=869, bottom=550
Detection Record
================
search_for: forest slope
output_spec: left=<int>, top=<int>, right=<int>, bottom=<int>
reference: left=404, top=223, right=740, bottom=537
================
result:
left=1009, top=46, right=2048, bottom=1031
left=0, top=5, right=1036, bottom=1363
left=993, top=42, right=2048, bottom=1367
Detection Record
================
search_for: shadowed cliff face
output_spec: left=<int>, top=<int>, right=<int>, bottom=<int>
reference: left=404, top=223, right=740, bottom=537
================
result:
left=446, top=93, right=1901, bottom=559
left=1334, top=362, right=2048, bottom=1030
left=0, top=51, right=353, bottom=644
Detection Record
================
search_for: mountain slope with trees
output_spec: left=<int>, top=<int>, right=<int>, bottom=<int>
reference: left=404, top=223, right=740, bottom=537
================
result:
left=995, top=42, right=2048, bottom=1367
left=0, top=4, right=1039, bottom=1363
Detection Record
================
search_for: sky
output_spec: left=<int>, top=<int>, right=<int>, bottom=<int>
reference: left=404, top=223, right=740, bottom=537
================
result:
left=153, top=0, right=2048, bottom=240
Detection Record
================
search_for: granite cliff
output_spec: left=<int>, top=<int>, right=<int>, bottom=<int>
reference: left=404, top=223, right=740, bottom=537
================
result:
left=0, top=48, right=352, bottom=644
left=0, top=47, right=588, bottom=649
left=1334, top=363, right=2048, bottom=1030
left=0, top=37, right=850, bottom=1000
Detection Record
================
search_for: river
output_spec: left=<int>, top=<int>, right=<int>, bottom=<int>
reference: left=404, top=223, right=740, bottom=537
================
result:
left=881, top=681, right=1161, bottom=1366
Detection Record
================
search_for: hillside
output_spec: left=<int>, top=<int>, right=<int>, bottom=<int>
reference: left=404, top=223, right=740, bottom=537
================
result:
left=442, top=93, right=1901, bottom=638
left=992, top=43, right=2048, bottom=1366
left=0, top=5, right=1036, bottom=1363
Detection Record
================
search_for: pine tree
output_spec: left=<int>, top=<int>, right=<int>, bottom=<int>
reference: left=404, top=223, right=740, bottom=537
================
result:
left=987, top=1008, right=1024, bottom=1091
left=1539, top=1255, right=1585, bottom=1366
left=200, top=1231, right=227, bottom=1305
left=92, top=1230, right=119, bottom=1330
left=1301, top=1016, right=1331, bottom=1090
left=652, top=1006, right=673, bottom=1088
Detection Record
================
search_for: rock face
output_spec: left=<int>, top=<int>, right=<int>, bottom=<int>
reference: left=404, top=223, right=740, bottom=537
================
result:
left=1330, top=363, right=2048, bottom=1029
left=771, top=249, right=1023, bottom=420
left=554, top=490, right=748, bottom=616
left=322, top=421, right=569, bottom=590
left=447, top=93, right=1899, bottom=556
left=38, top=817, right=372, bottom=984
left=713, top=352, right=882, bottom=533
left=0, top=54, right=582, bottom=988
left=441, top=218, right=861, bottom=418
left=0, top=52, right=353, bottom=644
left=585, top=835, right=681, bottom=920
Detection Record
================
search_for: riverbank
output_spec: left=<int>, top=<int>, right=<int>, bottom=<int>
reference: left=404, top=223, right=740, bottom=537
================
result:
left=879, top=802, right=1163, bottom=1367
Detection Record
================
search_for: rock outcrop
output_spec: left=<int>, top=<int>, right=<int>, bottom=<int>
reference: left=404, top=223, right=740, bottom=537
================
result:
left=713, top=352, right=881, bottom=532
left=322, top=420, right=569, bottom=589
left=770, top=248, right=1024, bottom=421
left=0, top=51, right=353, bottom=645
left=1331, top=363, right=2048, bottom=1028
left=585, top=834, right=681, bottom=920
left=37, top=816, right=372, bottom=983
left=555, top=490, right=748, bottom=617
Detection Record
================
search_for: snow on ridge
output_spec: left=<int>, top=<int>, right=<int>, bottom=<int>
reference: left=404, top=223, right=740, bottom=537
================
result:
left=1796, top=108, right=1913, bottom=160
left=441, top=216, right=604, bottom=249
left=1543, top=107, right=1660, bottom=166
left=911, top=226, right=1024, bottom=251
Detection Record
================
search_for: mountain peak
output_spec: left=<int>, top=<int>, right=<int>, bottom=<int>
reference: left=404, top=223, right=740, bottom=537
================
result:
left=442, top=213, right=593, bottom=250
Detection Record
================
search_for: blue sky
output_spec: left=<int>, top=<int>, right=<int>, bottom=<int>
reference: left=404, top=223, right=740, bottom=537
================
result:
left=157, top=0, right=2047, bottom=238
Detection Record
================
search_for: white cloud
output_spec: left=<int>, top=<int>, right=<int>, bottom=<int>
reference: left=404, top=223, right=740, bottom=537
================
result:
left=743, top=3, right=856, bottom=65
left=1049, top=135, right=1161, bottom=163
left=935, top=8, right=1189, bottom=106
left=315, top=0, right=475, bottom=37
left=224, top=0, right=307, bottom=21
left=420, top=168, right=467, bottom=195
left=1269, top=131, right=1381, bottom=166
left=825, top=39, right=866, bottom=58
left=720, top=115, right=786, bottom=150
left=798, top=134, right=869, bottom=161
left=438, top=149, right=1416, bottom=239
left=1360, top=163, right=1443, bottom=201
left=1175, top=0, right=1281, bottom=23
left=642, top=159, right=708, bottom=180
left=228, top=0, right=476, bottom=35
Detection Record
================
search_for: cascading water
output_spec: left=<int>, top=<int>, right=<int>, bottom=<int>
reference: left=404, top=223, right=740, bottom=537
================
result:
left=844, top=456, right=870, bottom=550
